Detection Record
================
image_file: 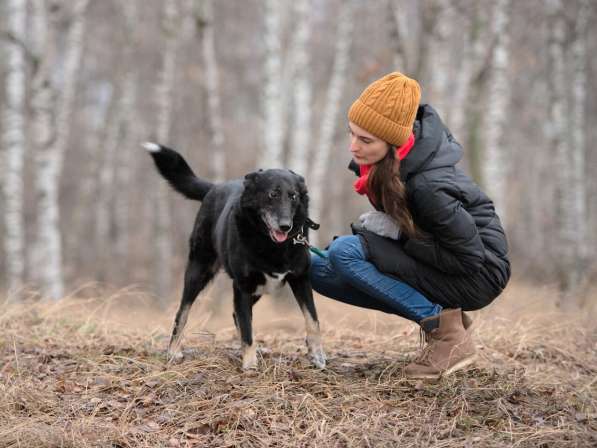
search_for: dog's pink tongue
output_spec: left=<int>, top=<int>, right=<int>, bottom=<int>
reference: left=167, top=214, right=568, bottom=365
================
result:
left=273, top=230, right=288, bottom=242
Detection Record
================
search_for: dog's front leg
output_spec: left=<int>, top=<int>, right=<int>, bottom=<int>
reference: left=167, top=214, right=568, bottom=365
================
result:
left=288, top=274, right=326, bottom=369
left=233, top=282, right=257, bottom=370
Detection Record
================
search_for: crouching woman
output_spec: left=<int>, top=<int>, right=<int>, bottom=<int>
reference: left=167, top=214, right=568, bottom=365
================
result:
left=310, top=72, right=511, bottom=379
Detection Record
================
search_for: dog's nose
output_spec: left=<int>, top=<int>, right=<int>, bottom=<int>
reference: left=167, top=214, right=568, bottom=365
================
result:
left=280, top=224, right=292, bottom=232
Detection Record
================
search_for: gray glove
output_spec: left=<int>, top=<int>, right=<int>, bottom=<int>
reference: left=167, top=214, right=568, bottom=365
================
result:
left=356, top=211, right=401, bottom=240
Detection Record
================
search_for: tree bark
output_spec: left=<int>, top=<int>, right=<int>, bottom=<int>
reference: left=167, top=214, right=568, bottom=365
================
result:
left=33, top=0, right=89, bottom=299
left=153, top=0, right=180, bottom=300
left=482, top=0, right=511, bottom=225
left=1, top=0, right=27, bottom=298
left=259, top=0, right=284, bottom=168
left=287, top=0, right=312, bottom=177
left=308, top=0, right=355, bottom=247
left=546, top=0, right=576, bottom=302
left=113, top=0, right=139, bottom=280
left=201, top=0, right=226, bottom=182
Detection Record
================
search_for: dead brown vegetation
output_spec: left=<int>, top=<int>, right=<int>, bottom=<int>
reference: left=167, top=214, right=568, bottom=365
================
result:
left=0, top=282, right=595, bottom=447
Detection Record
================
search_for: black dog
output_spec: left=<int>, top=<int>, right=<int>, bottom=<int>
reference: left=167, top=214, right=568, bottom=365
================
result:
left=143, top=142, right=326, bottom=369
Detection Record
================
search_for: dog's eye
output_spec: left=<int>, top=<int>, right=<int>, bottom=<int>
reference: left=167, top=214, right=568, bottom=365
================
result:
left=289, top=193, right=298, bottom=201
left=269, top=191, right=279, bottom=199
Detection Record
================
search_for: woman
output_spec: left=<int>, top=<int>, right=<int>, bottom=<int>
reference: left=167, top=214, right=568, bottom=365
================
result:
left=310, top=72, right=511, bottom=379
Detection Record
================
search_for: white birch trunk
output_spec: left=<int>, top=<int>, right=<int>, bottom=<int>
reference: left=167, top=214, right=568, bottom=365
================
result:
left=32, top=0, right=89, bottom=300
left=95, top=92, right=121, bottom=280
left=308, top=0, right=355, bottom=247
left=30, top=0, right=55, bottom=286
left=113, top=0, right=139, bottom=275
left=388, top=0, right=411, bottom=72
left=570, top=0, right=588, bottom=265
left=428, top=2, right=453, bottom=118
left=482, top=0, right=511, bottom=225
left=259, top=0, right=284, bottom=168
left=201, top=0, right=226, bottom=181
left=566, top=0, right=590, bottom=300
left=449, top=10, right=475, bottom=145
left=287, top=0, right=312, bottom=177
left=153, top=0, right=180, bottom=299
left=547, top=0, right=575, bottom=299
left=1, top=0, right=27, bottom=297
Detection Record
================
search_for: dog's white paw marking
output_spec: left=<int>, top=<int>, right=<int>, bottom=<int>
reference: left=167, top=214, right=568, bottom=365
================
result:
left=167, top=350, right=184, bottom=364
left=242, top=343, right=258, bottom=370
left=142, top=141, right=161, bottom=153
left=309, top=346, right=327, bottom=369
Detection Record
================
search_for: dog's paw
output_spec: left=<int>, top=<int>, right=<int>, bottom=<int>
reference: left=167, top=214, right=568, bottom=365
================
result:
left=242, top=344, right=258, bottom=370
left=309, top=348, right=327, bottom=369
left=167, top=350, right=184, bottom=364
left=242, top=355, right=258, bottom=370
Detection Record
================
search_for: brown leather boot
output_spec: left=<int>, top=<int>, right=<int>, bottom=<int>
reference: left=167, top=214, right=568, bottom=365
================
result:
left=404, top=308, right=476, bottom=379
left=461, top=310, right=473, bottom=330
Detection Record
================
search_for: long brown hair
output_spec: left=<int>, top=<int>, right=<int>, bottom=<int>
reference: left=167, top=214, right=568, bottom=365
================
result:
left=366, top=145, right=421, bottom=239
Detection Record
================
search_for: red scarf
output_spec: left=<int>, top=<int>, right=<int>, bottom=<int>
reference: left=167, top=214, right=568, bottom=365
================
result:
left=353, top=132, right=415, bottom=196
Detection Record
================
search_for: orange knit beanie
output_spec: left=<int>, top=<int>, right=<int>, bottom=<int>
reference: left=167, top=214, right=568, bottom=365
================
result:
left=348, top=72, right=421, bottom=147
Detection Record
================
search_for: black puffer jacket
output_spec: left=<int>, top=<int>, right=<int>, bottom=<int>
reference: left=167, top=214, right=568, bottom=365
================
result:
left=350, top=104, right=511, bottom=311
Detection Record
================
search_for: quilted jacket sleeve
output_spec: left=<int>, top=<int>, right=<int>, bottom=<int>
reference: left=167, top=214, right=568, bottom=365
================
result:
left=403, top=182, right=485, bottom=275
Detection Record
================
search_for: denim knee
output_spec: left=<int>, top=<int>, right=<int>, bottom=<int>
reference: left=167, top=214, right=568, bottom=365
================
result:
left=328, top=236, right=365, bottom=276
left=309, top=252, right=332, bottom=290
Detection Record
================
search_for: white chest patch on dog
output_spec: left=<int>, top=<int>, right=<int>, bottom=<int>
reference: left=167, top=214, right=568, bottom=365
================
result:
left=254, top=271, right=290, bottom=296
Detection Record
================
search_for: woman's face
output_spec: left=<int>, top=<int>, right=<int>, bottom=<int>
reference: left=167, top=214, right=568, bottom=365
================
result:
left=348, top=121, right=390, bottom=165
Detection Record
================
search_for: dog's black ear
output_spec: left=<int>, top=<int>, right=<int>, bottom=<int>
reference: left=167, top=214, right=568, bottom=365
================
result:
left=244, top=169, right=263, bottom=185
left=288, top=169, right=305, bottom=183
left=289, top=170, right=308, bottom=198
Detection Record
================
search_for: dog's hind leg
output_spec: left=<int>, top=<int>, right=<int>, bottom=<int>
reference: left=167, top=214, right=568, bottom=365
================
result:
left=288, top=275, right=327, bottom=369
left=168, top=255, right=217, bottom=361
left=232, top=283, right=258, bottom=370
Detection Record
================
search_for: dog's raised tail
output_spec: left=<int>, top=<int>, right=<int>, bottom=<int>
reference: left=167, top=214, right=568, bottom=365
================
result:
left=142, top=142, right=213, bottom=201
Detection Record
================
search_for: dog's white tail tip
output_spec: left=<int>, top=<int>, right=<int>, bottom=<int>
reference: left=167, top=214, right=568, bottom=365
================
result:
left=142, top=141, right=162, bottom=153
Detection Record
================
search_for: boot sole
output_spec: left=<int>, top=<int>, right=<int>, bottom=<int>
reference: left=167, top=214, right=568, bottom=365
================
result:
left=405, top=354, right=477, bottom=380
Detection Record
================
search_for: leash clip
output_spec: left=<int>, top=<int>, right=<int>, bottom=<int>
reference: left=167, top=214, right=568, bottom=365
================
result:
left=292, top=232, right=309, bottom=246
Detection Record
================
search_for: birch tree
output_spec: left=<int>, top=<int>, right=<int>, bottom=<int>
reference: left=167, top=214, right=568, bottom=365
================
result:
left=287, top=0, right=312, bottom=177
left=546, top=0, right=576, bottom=302
left=200, top=0, right=226, bottom=181
left=387, top=0, right=411, bottom=72
left=449, top=8, right=475, bottom=146
left=30, top=0, right=55, bottom=287
left=428, top=2, right=454, bottom=118
left=463, top=4, right=494, bottom=183
left=95, top=1, right=140, bottom=281
left=113, top=0, right=140, bottom=274
left=31, top=0, right=89, bottom=299
left=1, top=0, right=27, bottom=297
left=570, top=0, right=589, bottom=266
left=95, top=94, right=122, bottom=280
left=259, top=0, right=284, bottom=168
left=153, top=0, right=181, bottom=299
left=482, top=0, right=511, bottom=225
left=309, top=0, right=355, bottom=246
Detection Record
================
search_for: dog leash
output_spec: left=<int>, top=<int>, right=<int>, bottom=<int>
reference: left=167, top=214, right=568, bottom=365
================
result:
left=291, top=218, right=327, bottom=258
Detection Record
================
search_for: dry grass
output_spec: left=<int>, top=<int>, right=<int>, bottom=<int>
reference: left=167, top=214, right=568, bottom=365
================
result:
left=0, top=281, right=596, bottom=447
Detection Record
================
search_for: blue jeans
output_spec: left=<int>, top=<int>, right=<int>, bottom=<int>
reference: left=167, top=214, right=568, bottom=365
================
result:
left=309, top=235, right=441, bottom=323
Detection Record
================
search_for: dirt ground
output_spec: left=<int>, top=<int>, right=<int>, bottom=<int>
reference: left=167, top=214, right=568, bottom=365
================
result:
left=1, top=280, right=596, bottom=447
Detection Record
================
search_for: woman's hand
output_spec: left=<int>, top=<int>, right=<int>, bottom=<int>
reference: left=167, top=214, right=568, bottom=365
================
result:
left=353, top=211, right=401, bottom=240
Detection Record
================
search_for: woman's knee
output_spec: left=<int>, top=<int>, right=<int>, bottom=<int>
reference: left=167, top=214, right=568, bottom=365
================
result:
left=328, top=235, right=366, bottom=271
left=309, top=253, right=331, bottom=289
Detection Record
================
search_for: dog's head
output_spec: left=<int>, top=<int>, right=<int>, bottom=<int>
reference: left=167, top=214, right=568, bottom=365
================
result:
left=241, top=169, right=309, bottom=244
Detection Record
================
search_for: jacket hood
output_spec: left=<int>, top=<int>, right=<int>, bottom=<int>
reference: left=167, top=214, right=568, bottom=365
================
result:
left=399, top=104, right=463, bottom=181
